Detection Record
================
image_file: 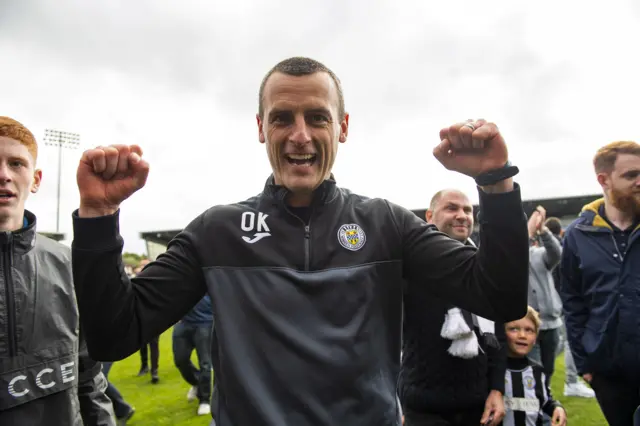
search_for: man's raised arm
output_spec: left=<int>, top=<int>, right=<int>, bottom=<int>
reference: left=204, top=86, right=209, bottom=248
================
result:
left=72, top=144, right=207, bottom=361
left=400, top=120, right=529, bottom=322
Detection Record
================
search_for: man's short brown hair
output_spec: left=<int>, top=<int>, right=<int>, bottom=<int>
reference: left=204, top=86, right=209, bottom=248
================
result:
left=0, top=116, right=38, bottom=162
left=545, top=217, right=562, bottom=236
left=258, top=57, right=345, bottom=120
left=593, top=141, right=640, bottom=174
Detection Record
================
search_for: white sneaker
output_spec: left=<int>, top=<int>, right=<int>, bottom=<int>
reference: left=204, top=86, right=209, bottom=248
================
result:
left=197, top=403, right=211, bottom=416
left=564, top=381, right=595, bottom=398
left=186, top=386, right=197, bottom=402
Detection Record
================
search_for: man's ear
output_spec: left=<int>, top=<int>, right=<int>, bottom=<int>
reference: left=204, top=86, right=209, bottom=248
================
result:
left=425, top=209, right=433, bottom=223
left=338, top=113, right=349, bottom=143
left=31, top=169, right=42, bottom=193
left=257, top=113, right=265, bottom=144
left=596, top=172, right=610, bottom=191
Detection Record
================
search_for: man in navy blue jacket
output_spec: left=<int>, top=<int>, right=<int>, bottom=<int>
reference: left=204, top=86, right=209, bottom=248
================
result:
left=560, top=140, right=640, bottom=426
left=172, top=295, right=214, bottom=417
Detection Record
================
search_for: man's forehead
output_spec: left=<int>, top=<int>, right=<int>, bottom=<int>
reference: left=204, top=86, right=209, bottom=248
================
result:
left=614, top=153, right=640, bottom=171
left=0, top=136, right=34, bottom=159
left=263, top=72, right=338, bottom=111
left=438, top=191, right=471, bottom=207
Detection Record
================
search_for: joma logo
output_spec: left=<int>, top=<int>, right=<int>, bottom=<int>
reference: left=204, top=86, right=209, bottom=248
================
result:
left=241, top=211, right=271, bottom=244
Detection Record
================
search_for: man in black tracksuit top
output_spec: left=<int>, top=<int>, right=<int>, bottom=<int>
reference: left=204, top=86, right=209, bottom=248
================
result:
left=71, top=57, right=529, bottom=426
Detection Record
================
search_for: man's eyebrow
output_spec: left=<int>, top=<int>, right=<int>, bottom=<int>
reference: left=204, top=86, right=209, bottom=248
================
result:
left=8, top=155, right=29, bottom=163
left=267, top=108, right=291, bottom=118
left=621, top=168, right=640, bottom=175
left=305, top=107, right=332, bottom=115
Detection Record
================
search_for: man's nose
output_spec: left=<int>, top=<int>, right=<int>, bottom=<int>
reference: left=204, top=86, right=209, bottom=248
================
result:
left=0, top=164, right=12, bottom=183
left=289, top=115, right=312, bottom=145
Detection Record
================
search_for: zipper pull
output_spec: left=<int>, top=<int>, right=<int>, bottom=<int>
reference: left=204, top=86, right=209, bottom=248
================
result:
left=304, top=225, right=310, bottom=239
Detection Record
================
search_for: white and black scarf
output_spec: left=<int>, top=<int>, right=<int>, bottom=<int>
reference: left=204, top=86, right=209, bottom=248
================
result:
left=440, top=238, right=495, bottom=359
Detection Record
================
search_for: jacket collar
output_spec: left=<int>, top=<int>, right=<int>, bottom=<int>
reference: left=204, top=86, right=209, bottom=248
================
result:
left=0, top=210, right=37, bottom=253
left=580, top=198, right=640, bottom=233
left=262, top=174, right=338, bottom=207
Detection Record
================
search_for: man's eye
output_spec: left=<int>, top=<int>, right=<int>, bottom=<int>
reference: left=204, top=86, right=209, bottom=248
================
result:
left=271, top=114, right=288, bottom=124
left=311, top=115, right=328, bottom=123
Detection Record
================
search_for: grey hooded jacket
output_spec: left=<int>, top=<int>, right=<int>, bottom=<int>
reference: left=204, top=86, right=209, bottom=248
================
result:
left=528, top=229, right=563, bottom=329
left=0, top=210, right=115, bottom=425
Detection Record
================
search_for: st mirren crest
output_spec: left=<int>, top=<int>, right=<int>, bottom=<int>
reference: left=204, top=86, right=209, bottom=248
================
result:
left=337, top=224, right=366, bottom=251
left=524, top=375, right=535, bottom=390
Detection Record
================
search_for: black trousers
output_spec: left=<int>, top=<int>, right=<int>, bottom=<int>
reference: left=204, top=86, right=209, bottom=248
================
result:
left=139, top=336, right=160, bottom=371
left=590, top=374, right=640, bottom=426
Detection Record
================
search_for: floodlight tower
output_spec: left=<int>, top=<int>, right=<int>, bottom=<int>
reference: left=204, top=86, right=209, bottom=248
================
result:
left=43, top=129, right=80, bottom=233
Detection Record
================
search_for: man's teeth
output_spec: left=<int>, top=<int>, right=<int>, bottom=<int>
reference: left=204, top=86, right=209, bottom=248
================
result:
left=287, top=154, right=315, bottom=160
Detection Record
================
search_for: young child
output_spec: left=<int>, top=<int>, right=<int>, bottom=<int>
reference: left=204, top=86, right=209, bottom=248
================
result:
left=502, top=306, right=567, bottom=426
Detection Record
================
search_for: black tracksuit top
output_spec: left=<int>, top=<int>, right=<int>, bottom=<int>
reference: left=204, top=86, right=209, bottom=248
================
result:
left=71, top=176, right=529, bottom=426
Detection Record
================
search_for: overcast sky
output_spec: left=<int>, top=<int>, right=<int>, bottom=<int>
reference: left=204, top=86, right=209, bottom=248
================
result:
left=1, top=0, right=639, bottom=253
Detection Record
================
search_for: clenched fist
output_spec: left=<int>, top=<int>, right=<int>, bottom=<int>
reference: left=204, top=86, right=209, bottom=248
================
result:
left=433, top=119, right=509, bottom=178
left=77, top=144, right=150, bottom=217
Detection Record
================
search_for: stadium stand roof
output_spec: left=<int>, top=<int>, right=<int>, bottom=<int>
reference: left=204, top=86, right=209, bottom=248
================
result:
left=39, top=232, right=65, bottom=242
left=410, top=193, right=601, bottom=222
left=139, top=230, right=182, bottom=246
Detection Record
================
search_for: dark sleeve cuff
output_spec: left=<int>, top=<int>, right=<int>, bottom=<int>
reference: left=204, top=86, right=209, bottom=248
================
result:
left=544, top=400, right=563, bottom=417
left=476, top=182, right=525, bottom=224
left=489, top=368, right=506, bottom=393
left=72, top=209, right=123, bottom=251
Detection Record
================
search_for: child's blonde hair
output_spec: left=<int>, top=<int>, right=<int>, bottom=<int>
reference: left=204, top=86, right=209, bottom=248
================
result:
left=524, top=306, right=541, bottom=334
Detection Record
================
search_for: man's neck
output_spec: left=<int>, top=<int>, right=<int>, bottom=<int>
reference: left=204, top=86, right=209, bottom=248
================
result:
left=286, top=193, right=313, bottom=208
left=603, top=199, right=636, bottom=230
left=0, top=211, right=26, bottom=232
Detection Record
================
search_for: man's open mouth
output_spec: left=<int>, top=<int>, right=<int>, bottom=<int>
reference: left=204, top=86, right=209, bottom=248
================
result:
left=285, top=154, right=317, bottom=166
left=515, top=342, right=529, bottom=348
left=0, top=191, right=15, bottom=199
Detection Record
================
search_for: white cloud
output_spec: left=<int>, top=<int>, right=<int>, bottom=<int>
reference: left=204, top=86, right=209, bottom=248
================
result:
left=1, top=0, right=639, bottom=253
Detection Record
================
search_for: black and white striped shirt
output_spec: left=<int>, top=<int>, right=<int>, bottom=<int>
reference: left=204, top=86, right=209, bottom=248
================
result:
left=502, top=357, right=562, bottom=426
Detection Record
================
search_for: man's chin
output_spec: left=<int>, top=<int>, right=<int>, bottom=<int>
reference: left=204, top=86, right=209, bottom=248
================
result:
left=610, top=189, right=640, bottom=216
left=283, top=175, right=322, bottom=191
left=450, top=229, right=470, bottom=241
